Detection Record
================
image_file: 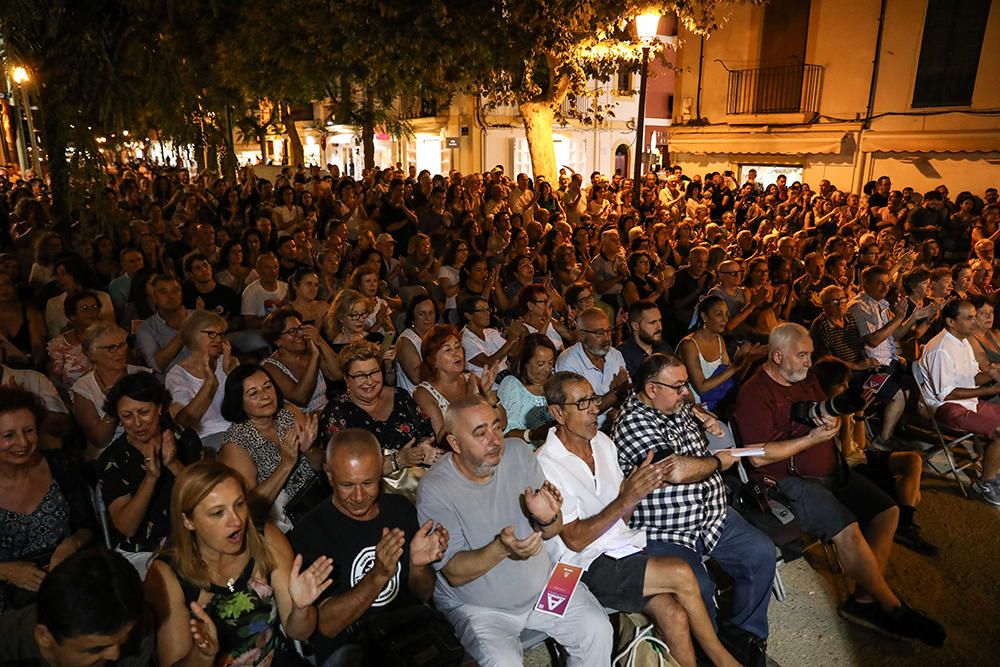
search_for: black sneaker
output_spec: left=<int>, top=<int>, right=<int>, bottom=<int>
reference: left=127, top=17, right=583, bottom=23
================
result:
left=839, top=597, right=899, bottom=639
left=885, top=603, right=946, bottom=647
left=894, top=524, right=939, bottom=557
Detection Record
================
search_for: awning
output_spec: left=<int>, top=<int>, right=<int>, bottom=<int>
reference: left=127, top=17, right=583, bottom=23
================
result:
left=860, top=129, right=1000, bottom=154
left=667, top=131, right=846, bottom=155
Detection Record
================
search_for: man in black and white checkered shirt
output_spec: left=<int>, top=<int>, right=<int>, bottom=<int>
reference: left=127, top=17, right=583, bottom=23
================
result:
left=612, top=353, right=775, bottom=664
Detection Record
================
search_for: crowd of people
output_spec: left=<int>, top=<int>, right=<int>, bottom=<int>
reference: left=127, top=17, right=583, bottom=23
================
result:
left=1, top=157, right=997, bottom=667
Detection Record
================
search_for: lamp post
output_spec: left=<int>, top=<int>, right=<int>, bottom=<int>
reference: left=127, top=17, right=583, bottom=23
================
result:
left=11, top=66, right=42, bottom=177
left=632, top=11, right=660, bottom=210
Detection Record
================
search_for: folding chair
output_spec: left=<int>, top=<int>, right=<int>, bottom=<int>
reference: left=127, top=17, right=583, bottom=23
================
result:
left=89, top=483, right=113, bottom=549
left=909, top=364, right=982, bottom=497
left=733, top=459, right=788, bottom=602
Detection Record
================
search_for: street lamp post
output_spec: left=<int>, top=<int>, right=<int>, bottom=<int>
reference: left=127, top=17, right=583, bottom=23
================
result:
left=632, top=11, right=660, bottom=210
left=12, top=67, right=42, bottom=177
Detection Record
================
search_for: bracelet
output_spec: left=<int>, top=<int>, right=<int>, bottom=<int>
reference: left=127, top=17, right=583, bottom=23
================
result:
left=711, top=454, right=723, bottom=473
left=390, top=451, right=400, bottom=473
left=534, top=511, right=559, bottom=528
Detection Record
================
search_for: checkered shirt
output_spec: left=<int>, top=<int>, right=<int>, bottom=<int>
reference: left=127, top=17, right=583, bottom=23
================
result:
left=612, top=395, right=727, bottom=551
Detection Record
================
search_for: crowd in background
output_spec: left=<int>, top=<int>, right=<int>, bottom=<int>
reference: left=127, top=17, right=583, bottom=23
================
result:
left=0, top=156, right=996, bottom=666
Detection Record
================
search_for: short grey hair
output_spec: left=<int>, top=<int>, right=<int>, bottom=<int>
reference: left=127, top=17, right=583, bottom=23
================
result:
left=575, top=306, right=609, bottom=330
left=442, top=394, right=494, bottom=440
left=544, top=371, right=589, bottom=408
left=769, top=322, right=810, bottom=355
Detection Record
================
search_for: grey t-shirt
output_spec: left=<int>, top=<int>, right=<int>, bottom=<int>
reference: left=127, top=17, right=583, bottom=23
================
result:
left=416, top=440, right=551, bottom=613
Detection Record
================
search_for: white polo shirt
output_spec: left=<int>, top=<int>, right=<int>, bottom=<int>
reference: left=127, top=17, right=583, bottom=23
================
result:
left=536, top=429, right=645, bottom=570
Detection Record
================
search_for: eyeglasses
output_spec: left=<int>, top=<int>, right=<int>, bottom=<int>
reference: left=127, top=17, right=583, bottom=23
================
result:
left=348, top=310, right=371, bottom=320
left=97, top=342, right=127, bottom=353
left=719, top=270, right=744, bottom=276
left=281, top=325, right=306, bottom=337
left=200, top=330, right=227, bottom=339
left=649, top=380, right=689, bottom=394
left=560, top=395, right=601, bottom=411
left=823, top=298, right=847, bottom=306
left=580, top=328, right=613, bottom=337
left=346, top=368, right=383, bottom=382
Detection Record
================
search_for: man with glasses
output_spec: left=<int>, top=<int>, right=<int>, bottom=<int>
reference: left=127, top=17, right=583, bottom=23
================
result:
left=707, top=260, right=758, bottom=339
left=613, top=353, right=774, bottom=666
left=416, top=395, right=614, bottom=666
left=538, top=371, right=741, bottom=667
left=734, top=324, right=944, bottom=646
left=555, top=307, right=629, bottom=428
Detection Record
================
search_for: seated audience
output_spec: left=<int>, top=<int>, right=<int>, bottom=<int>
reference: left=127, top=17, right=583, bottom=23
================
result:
left=135, top=274, right=189, bottom=376
left=619, top=299, right=674, bottom=383
left=395, top=293, right=438, bottom=395
left=290, top=429, right=450, bottom=666
left=72, top=322, right=148, bottom=459
left=165, top=310, right=235, bottom=451
left=46, top=291, right=101, bottom=389
left=416, top=395, right=614, bottom=666
left=498, top=332, right=557, bottom=445
left=0, top=547, right=154, bottom=667
left=100, top=372, right=203, bottom=576
left=734, top=323, right=944, bottom=645
left=0, top=387, right=94, bottom=614
left=555, top=306, right=630, bottom=427
left=613, top=354, right=774, bottom=664
left=144, top=461, right=333, bottom=666
left=539, top=371, right=740, bottom=667
left=218, top=364, right=320, bottom=531
left=261, top=307, right=338, bottom=414
left=916, top=299, right=1000, bottom=505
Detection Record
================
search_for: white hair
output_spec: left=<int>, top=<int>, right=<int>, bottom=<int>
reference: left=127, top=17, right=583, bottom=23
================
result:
left=768, top=322, right=810, bottom=355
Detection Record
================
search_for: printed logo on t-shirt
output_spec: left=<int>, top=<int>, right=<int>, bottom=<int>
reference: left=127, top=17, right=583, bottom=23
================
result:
left=351, top=546, right=400, bottom=606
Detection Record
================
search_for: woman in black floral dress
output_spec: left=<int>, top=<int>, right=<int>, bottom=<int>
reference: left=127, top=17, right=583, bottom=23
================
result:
left=319, top=341, right=438, bottom=485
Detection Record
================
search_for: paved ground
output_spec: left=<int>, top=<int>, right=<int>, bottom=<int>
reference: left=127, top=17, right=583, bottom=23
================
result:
left=525, top=464, right=1000, bottom=666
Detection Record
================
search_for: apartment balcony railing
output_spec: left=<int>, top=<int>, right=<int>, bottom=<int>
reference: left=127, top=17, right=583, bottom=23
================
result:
left=725, top=63, right=823, bottom=118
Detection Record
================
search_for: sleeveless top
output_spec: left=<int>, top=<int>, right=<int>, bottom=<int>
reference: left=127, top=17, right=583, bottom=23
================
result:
left=176, top=554, right=287, bottom=666
left=222, top=409, right=317, bottom=530
left=0, top=479, right=70, bottom=613
left=684, top=333, right=735, bottom=410
left=417, top=372, right=479, bottom=415
left=395, top=328, right=423, bottom=395
left=262, top=356, right=328, bottom=414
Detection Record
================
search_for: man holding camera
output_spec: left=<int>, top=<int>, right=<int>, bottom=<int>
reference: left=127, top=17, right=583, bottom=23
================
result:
left=733, top=323, right=945, bottom=646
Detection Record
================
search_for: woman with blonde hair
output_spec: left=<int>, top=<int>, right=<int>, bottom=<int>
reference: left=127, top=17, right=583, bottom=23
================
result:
left=144, top=461, right=332, bottom=667
left=165, top=310, right=237, bottom=451
left=324, top=288, right=383, bottom=352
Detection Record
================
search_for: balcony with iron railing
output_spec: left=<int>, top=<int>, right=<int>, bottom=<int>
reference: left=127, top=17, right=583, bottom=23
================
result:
left=722, top=61, right=823, bottom=124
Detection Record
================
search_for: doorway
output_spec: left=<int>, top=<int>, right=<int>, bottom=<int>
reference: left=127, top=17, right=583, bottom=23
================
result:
left=614, top=144, right=630, bottom=177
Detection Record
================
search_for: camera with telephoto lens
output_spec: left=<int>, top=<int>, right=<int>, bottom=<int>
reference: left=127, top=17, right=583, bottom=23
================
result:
left=791, top=386, right=867, bottom=427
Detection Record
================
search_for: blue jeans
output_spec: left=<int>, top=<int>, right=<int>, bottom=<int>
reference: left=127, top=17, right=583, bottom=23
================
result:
left=646, top=507, right=774, bottom=639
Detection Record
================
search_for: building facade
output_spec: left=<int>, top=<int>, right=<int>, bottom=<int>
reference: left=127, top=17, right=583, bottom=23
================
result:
left=667, top=0, right=1000, bottom=193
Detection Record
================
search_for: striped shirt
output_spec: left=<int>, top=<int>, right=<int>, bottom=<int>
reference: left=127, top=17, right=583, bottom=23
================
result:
left=809, top=313, right=866, bottom=363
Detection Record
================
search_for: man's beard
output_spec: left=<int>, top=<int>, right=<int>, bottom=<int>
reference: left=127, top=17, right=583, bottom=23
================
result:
left=638, top=330, right=661, bottom=346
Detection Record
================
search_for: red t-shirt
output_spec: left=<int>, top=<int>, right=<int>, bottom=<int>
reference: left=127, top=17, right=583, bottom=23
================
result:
left=733, top=366, right=838, bottom=481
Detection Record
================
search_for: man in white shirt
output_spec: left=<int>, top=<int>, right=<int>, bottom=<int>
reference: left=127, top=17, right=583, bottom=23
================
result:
left=916, top=299, right=1000, bottom=505
left=537, top=372, right=740, bottom=667
left=241, top=252, right=288, bottom=329
left=554, top=308, right=630, bottom=427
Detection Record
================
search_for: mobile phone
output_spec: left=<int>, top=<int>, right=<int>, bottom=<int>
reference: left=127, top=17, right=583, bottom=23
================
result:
left=651, top=446, right=675, bottom=463
left=382, top=331, right=397, bottom=348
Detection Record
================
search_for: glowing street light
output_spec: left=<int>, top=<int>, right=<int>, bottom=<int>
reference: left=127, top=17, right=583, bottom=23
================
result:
left=10, top=66, right=42, bottom=176
left=11, top=66, right=30, bottom=84
left=632, top=10, right=661, bottom=209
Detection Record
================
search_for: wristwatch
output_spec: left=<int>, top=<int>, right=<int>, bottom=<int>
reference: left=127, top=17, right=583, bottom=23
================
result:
left=534, top=512, right=559, bottom=528
left=390, top=451, right=401, bottom=473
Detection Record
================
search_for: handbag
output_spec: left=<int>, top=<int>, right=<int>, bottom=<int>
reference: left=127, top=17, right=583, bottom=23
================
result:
left=612, top=613, right=681, bottom=667
left=283, top=469, right=333, bottom=525
left=358, top=604, right=464, bottom=667
left=380, top=449, right=428, bottom=504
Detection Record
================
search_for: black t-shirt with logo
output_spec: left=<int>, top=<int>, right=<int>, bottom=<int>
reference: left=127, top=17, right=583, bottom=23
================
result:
left=181, top=282, right=240, bottom=318
left=289, top=494, right=418, bottom=660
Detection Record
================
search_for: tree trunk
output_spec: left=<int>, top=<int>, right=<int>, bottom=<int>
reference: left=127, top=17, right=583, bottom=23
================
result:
left=518, top=102, right=557, bottom=183
left=284, top=104, right=304, bottom=166
left=221, top=105, right=238, bottom=178
left=360, top=94, right=376, bottom=170
left=37, top=87, right=70, bottom=234
left=257, top=128, right=268, bottom=164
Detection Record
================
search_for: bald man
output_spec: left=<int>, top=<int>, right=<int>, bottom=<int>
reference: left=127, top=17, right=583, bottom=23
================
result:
left=290, top=429, right=448, bottom=666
